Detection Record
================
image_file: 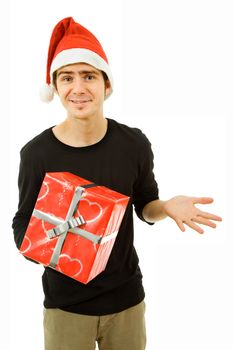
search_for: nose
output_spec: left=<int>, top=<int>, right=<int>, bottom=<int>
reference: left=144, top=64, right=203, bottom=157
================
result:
left=71, top=77, right=86, bottom=95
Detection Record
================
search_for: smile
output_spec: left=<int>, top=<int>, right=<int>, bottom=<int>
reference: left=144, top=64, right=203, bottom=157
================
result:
left=69, top=99, right=91, bottom=104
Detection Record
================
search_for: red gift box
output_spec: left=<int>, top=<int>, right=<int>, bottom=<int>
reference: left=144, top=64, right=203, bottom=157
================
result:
left=20, top=172, right=130, bottom=284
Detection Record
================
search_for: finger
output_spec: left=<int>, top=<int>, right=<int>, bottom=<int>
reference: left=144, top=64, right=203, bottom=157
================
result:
left=197, top=211, right=222, bottom=221
left=191, top=217, right=216, bottom=228
left=184, top=220, right=204, bottom=234
left=175, top=219, right=186, bottom=232
left=192, top=197, right=214, bottom=205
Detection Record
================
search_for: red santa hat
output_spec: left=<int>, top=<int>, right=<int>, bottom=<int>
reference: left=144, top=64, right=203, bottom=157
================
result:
left=40, top=17, right=113, bottom=102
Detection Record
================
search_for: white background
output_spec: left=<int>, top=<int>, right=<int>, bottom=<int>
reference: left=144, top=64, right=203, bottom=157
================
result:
left=2, top=0, right=232, bottom=349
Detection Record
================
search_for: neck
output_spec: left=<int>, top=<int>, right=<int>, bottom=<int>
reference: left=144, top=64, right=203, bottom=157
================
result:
left=52, top=115, right=108, bottom=147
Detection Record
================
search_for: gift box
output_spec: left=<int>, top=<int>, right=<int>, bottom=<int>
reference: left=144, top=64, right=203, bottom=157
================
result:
left=20, top=172, right=130, bottom=284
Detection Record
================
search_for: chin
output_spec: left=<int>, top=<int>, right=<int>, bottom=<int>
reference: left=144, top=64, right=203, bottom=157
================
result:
left=69, top=112, right=93, bottom=121
left=69, top=108, right=101, bottom=121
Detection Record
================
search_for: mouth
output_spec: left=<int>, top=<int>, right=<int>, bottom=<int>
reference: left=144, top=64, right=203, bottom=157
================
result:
left=69, top=99, right=92, bottom=105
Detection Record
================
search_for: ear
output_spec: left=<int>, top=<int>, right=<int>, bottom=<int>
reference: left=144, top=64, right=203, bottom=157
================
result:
left=104, top=80, right=111, bottom=98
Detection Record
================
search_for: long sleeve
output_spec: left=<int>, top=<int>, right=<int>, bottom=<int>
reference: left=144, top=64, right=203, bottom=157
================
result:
left=12, top=145, right=44, bottom=249
left=132, top=132, right=159, bottom=224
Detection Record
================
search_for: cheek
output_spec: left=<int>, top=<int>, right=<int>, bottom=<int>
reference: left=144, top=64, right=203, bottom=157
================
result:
left=95, top=83, right=107, bottom=99
left=56, top=86, right=69, bottom=100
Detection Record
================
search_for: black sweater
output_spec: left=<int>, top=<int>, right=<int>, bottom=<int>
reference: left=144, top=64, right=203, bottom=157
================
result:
left=12, top=118, right=159, bottom=315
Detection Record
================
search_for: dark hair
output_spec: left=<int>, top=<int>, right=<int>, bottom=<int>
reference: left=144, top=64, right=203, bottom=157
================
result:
left=52, top=71, right=58, bottom=88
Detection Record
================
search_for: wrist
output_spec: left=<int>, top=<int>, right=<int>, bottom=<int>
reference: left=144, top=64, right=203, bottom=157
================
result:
left=142, top=199, right=167, bottom=223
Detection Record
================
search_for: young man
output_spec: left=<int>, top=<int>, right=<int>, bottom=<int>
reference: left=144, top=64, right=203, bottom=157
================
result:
left=12, top=17, right=222, bottom=350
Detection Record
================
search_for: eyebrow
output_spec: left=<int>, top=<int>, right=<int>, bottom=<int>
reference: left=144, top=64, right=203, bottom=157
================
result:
left=57, top=69, right=100, bottom=78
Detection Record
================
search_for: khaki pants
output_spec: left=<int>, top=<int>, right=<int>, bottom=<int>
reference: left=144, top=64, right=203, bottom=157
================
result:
left=44, top=301, right=146, bottom=350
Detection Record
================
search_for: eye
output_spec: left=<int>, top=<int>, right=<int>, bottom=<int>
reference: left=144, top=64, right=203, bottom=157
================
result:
left=60, top=75, right=73, bottom=82
left=84, top=74, right=95, bottom=81
left=64, top=76, right=73, bottom=82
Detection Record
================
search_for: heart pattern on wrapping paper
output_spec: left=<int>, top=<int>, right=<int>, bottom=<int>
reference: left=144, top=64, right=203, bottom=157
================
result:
left=76, top=198, right=103, bottom=224
left=20, top=236, right=32, bottom=254
left=37, top=181, right=49, bottom=201
left=58, top=254, right=83, bottom=277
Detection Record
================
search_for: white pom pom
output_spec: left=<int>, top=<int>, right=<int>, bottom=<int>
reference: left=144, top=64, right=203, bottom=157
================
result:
left=39, top=84, right=55, bottom=103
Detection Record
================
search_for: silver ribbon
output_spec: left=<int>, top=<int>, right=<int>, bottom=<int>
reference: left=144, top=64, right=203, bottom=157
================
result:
left=33, top=185, right=118, bottom=268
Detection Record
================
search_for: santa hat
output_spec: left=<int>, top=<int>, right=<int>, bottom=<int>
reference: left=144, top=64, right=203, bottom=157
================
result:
left=40, top=17, right=113, bottom=102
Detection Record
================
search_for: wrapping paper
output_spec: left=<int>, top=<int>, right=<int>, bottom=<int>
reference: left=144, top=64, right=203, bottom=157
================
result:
left=20, top=172, right=130, bottom=283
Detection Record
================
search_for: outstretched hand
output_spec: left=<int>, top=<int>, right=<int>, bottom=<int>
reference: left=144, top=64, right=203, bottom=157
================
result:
left=163, top=196, right=222, bottom=234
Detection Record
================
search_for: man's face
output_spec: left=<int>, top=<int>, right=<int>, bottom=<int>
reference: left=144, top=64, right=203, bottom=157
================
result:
left=55, top=63, right=111, bottom=120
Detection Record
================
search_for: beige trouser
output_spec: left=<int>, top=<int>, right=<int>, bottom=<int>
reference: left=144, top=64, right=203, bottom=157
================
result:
left=44, top=300, right=146, bottom=350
